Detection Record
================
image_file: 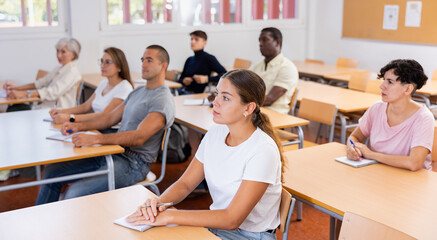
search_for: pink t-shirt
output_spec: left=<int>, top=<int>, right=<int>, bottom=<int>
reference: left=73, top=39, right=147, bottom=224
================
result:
left=359, top=101, right=435, bottom=170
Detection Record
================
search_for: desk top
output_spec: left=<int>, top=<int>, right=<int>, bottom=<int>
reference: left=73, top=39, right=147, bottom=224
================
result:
left=0, top=109, right=124, bottom=171
left=416, top=80, right=437, bottom=96
left=297, top=80, right=380, bottom=112
left=0, top=185, right=219, bottom=240
left=175, top=93, right=309, bottom=133
left=83, top=73, right=182, bottom=89
left=283, top=142, right=437, bottom=240
left=0, top=96, right=40, bottom=105
left=293, top=60, right=358, bottom=78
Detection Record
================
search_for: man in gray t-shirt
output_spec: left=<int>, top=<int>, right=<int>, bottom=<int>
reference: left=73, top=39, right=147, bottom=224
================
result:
left=36, top=45, right=175, bottom=205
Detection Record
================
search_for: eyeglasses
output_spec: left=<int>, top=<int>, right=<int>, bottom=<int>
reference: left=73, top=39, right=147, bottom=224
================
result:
left=98, top=59, right=114, bottom=66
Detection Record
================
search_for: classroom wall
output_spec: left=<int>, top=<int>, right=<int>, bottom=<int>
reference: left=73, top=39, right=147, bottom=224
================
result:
left=1, top=0, right=308, bottom=85
left=308, top=0, right=437, bottom=76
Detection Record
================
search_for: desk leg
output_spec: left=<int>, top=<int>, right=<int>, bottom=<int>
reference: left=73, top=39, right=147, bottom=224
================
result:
left=330, top=216, right=336, bottom=240
left=339, top=113, right=346, bottom=144
left=105, top=155, right=115, bottom=190
left=296, top=126, right=304, bottom=149
left=296, top=201, right=303, bottom=221
left=35, top=166, right=41, bottom=181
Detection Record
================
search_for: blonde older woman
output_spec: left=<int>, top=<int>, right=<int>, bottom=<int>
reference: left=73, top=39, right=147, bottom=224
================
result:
left=4, top=37, right=82, bottom=110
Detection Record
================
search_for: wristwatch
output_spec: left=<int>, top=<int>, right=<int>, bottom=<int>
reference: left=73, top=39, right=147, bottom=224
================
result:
left=69, top=114, right=76, bottom=122
left=27, top=90, right=31, bottom=98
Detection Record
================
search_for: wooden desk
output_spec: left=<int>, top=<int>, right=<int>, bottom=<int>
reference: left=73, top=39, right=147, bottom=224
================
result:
left=0, top=109, right=124, bottom=192
left=0, top=97, right=40, bottom=105
left=174, top=93, right=309, bottom=147
left=323, top=71, right=379, bottom=84
left=0, top=185, right=219, bottom=240
left=413, top=80, right=437, bottom=109
left=283, top=142, right=437, bottom=240
left=293, top=60, right=358, bottom=80
left=82, top=73, right=182, bottom=90
left=297, top=80, right=380, bottom=143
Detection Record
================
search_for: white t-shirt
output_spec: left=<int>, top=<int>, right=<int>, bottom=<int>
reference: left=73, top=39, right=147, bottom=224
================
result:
left=195, top=124, right=282, bottom=232
left=91, top=79, right=133, bottom=113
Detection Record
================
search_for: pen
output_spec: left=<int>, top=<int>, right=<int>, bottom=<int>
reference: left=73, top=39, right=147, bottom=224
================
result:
left=349, top=139, right=362, bottom=158
left=142, top=202, right=173, bottom=208
left=67, top=129, right=73, bottom=133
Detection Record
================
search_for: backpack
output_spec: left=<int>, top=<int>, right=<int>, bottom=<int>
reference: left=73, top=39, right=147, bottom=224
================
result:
left=158, top=123, right=192, bottom=163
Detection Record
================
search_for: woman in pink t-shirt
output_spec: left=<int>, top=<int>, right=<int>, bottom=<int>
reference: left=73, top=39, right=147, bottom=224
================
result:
left=347, top=59, right=434, bottom=171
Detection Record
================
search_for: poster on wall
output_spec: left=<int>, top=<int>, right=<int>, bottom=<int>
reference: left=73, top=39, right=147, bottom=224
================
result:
left=405, top=1, right=422, bottom=27
left=382, top=5, right=399, bottom=30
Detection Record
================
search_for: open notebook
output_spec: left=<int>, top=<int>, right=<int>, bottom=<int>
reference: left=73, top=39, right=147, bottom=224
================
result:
left=335, top=156, right=378, bottom=168
left=114, top=213, right=153, bottom=232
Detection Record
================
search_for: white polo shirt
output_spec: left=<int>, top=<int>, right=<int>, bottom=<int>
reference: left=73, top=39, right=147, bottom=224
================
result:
left=251, top=53, right=298, bottom=114
left=195, top=124, right=282, bottom=232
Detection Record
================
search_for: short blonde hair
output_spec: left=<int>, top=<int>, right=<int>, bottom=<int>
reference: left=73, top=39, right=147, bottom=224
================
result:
left=56, top=38, right=81, bottom=60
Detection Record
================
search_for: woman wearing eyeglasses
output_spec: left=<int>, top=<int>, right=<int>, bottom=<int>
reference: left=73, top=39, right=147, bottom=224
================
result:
left=49, top=47, right=133, bottom=133
left=3, top=38, right=82, bottom=111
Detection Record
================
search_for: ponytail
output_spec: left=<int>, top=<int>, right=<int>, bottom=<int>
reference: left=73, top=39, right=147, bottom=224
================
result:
left=252, top=108, right=286, bottom=183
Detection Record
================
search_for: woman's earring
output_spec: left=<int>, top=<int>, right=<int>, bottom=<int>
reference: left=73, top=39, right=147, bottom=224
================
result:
left=243, top=113, right=247, bottom=117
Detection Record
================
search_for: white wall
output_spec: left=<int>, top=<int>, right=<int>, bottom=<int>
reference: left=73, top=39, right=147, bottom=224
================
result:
left=308, top=0, right=437, bottom=76
left=0, top=0, right=308, bottom=85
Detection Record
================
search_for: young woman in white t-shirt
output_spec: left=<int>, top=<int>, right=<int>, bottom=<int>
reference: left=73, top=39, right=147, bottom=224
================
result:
left=127, top=69, right=284, bottom=240
left=49, top=47, right=133, bottom=131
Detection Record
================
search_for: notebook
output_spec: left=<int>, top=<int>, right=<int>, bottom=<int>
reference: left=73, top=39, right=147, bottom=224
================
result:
left=183, top=98, right=210, bottom=106
left=114, top=212, right=153, bottom=232
left=335, top=156, right=378, bottom=168
left=43, top=117, right=53, bottom=122
left=46, top=131, right=98, bottom=143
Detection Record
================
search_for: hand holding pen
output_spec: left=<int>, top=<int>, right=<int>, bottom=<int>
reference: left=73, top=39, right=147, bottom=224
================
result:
left=348, top=139, right=363, bottom=160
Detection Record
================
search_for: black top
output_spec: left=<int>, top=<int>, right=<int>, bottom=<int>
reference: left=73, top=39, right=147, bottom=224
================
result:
left=178, top=49, right=227, bottom=93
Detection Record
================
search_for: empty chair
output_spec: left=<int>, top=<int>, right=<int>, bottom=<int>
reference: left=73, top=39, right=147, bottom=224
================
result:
left=233, top=58, right=251, bottom=69
left=365, top=79, right=381, bottom=95
left=137, top=127, right=171, bottom=195
left=299, top=98, right=338, bottom=143
left=165, top=70, right=181, bottom=82
left=339, top=212, right=416, bottom=240
left=337, top=57, right=359, bottom=68
left=305, top=58, right=324, bottom=64
left=348, top=70, right=371, bottom=92
left=36, top=69, right=49, bottom=80
left=278, top=187, right=296, bottom=240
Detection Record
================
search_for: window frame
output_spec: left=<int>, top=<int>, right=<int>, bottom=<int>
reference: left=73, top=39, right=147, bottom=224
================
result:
left=0, top=0, right=67, bottom=41
left=100, top=0, right=306, bottom=36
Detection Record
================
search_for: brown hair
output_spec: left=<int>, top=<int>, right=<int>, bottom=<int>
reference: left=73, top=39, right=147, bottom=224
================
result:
left=222, top=69, right=285, bottom=182
left=104, top=47, right=133, bottom=87
left=146, top=45, right=170, bottom=70
left=190, top=30, right=208, bottom=41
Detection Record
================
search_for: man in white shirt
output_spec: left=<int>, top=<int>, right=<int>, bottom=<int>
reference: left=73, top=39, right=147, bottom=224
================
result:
left=251, top=27, right=298, bottom=114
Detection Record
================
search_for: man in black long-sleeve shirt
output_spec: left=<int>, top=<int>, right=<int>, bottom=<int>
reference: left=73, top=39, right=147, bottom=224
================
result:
left=178, top=30, right=227, bottom=94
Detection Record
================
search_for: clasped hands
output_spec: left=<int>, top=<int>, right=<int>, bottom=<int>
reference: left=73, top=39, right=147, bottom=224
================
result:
left=182, top=75, right=208, bottom=86
left=126, top=198, right=170, bottom=226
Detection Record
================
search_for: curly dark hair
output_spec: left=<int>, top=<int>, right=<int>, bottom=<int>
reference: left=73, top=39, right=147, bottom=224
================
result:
left=378, top=59, right=428, bottom=91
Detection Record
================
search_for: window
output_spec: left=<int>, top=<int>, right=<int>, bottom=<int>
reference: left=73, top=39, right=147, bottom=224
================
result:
left=107, top=0, right=173, bottom=25
left=0, top=0, right=58, bottom=28
left=252, top=0, right=297, bottom=20
left=180, top=0, right=242, bottom=26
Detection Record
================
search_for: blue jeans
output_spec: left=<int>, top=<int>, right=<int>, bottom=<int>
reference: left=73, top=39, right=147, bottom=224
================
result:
left=36, top=153, right=150, bottom=205
left=208, top=228, right=276, bottom=240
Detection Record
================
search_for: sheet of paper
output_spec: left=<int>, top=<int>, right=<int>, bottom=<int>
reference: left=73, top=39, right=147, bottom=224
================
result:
left=335, top=156, right=378, bottom=168
left=0, top=90, right=6, bottom=98
left=405, top=1, right=422, bottom=27
left=183, top=98, right=210, bottom=106
left=383, top=5, right=399, bottom=30
left=46, top=131, right=98, bottom=143
left=43, top=117, right=53, bottom=122
left=114, top=213, right=153, bottom=232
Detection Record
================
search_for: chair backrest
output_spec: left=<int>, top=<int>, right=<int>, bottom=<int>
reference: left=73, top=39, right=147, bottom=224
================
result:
left=35, top=69, right=48, bottom=80
left=137, top=127, right=171, bottom=195
left=278, top=187, right=296, bottom=239
left=432, top=125, right=437, bottom=162
left=305, top=58, right=324, bottom=64
left=337, top=57, right=359, bottom=68
left=339, top=212, right=416, bottom=240
left=165, top=70, right=181, bottom=82
left=365, top=79, right=381, bottom=95
left=432, top=69, right=437, bottom=80
left=289, top=88, right=299, bottom=116
left=76, top=80, right=84, bottom=105
left=233, top=58, right=251, bottom=69
left=299, top=98, right=337, bottom=142
left=348, top=70, right=371, bottom=92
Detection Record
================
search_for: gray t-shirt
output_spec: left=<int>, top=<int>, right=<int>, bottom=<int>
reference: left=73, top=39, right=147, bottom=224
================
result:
left=118, top=85, right=175, bottom=163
